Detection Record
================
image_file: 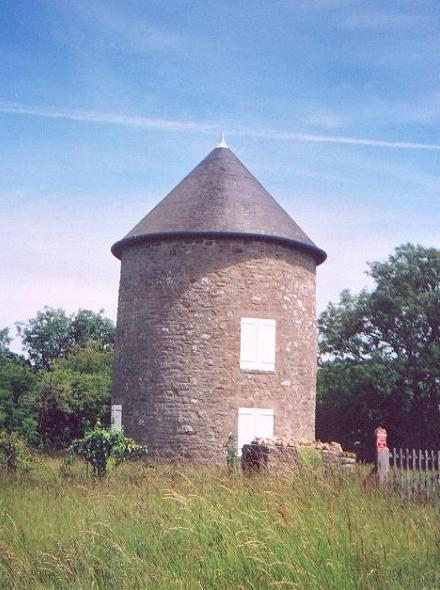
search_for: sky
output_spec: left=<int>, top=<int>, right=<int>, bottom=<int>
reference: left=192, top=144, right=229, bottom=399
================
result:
left=1, top=0, right=440, bottom=351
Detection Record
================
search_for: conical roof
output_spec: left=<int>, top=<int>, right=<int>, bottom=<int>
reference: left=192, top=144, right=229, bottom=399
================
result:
left=111, top=144, right=326, bottom=264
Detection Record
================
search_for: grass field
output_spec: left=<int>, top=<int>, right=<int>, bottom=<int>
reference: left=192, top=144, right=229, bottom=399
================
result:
left=0, top=458, right=439, bottom=590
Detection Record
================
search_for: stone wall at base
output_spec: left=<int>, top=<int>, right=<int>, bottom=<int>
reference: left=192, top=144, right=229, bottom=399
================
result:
left=241, top=438, right=356, bottom=472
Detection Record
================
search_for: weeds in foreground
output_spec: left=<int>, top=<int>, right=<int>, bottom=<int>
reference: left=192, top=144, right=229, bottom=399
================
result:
left=0, top=460, right=438, bottom=590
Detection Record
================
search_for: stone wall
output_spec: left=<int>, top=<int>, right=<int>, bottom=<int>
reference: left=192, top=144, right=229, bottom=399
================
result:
left=112, top=236, right=317, bottom=463
left=242, top=438, right=356, bottom=472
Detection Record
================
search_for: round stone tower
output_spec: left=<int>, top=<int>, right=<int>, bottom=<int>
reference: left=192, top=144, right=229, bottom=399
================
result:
left=111, top=138, right=326, bottom=463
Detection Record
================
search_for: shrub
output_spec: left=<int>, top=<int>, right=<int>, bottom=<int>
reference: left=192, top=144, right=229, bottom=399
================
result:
left=0, top=433, right=33, bottom=472
left=70, top=424, right=147, bottom=478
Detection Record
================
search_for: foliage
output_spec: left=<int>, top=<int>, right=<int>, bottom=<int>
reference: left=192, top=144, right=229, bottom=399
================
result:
left=1, top=311, right=114, bottom=449
left=70, top=309, right=116, bottom=352
left=0, top=461, right=439, bottom=589
left=317, top=244, right=440, bottom=457
left=0, top=327, right=12, bottom=352
left=36, top=346, right=113, bottom=448
left=16, top=307, right=115, bottom=370
left=70, top=424, right=147, bottom=478
left=0, top=433, right=33, bottom=472
left=0, top=329, right=37, bottom=443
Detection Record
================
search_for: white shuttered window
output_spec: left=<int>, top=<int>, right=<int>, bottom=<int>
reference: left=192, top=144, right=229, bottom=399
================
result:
left=111, top=404, right=122, bottom=430
left=237, top=408, right=274, bottom=455
left=240, top=318, right=276, bottom=371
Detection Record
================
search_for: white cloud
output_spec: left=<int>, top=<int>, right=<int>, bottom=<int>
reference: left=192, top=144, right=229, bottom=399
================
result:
left=1, top=101, right=440, bottom=151
left=0, top=102, right=211, bottom=133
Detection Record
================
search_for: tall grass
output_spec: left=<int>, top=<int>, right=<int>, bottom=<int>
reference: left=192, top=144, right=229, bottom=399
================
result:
left=0, top=459, right=439, bottom=589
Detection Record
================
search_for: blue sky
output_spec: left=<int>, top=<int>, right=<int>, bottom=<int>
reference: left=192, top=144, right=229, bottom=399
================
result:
left=1, top=0, right=439, bottom=347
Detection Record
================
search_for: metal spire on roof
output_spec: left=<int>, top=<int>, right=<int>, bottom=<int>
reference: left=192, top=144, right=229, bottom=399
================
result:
left=217, top=130, right=228, bottom=148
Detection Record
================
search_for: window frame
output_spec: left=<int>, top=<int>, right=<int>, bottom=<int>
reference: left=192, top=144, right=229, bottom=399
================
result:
left=240, top=317, right=276, bottom=372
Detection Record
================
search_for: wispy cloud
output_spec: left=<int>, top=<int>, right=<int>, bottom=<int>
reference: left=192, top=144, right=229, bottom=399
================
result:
left=238, top=127, right=440, bottom=151
left=1, top=101, right=440, bottom=151
left=0, top=101, right=211, bottom=132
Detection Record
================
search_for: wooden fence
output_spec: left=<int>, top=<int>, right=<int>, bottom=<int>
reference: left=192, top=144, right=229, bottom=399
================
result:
left=388, top=448, right=440, bottom=499
left=374, top=429, right=440, bottom=500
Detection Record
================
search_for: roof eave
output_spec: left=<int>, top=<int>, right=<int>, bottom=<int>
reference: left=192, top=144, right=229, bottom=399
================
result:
left=111, top=231, right=327, bottom=265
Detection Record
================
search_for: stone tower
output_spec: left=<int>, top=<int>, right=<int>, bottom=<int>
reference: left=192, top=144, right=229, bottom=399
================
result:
left=111, top=138, right=326, bottom=463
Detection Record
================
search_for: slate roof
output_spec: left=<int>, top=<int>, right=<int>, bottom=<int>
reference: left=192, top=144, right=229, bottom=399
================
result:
left=111, top=145, right=326, bottom=264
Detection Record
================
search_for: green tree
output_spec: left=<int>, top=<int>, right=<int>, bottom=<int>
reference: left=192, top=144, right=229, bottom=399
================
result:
left=16, top=308, right=73, bottom=370
left=0, top=328, right=11, bottom=353
left=36, top=346, right=113, bottom=448
left=317, top=244, right=440, bottom=457
left=70, top=309, right=115, bottom=352
left=17, top=307, right=115, bottom=370
left=0, top=328, right=37, bottom=443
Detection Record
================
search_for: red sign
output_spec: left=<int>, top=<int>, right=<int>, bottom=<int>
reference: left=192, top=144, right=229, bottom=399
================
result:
left=375, top=427, right=387, bottom=449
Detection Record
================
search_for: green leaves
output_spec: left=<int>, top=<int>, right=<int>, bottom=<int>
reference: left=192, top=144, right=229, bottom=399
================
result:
left=16, top=308, right=73, bottom=370
left=70, top=425, right=147, bottom=478
left=17, top=307, right=115, bottom=370
left=1, top=308, right=115, bottom=450
left=0, top=339, right=37, bottom=444
left=317, top=243, right=440, bottom=457
left=36, top=346, right=113, bottom=448
left=0, top=433, right=33, bottom=472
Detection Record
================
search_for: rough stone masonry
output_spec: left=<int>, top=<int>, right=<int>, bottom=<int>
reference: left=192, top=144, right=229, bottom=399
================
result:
left=111, top=140, right=326, bottom=463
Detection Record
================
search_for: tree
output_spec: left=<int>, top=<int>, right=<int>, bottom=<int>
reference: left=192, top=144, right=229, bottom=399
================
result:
left=36, top=346, right=113, bottom=448
left=70, top=309, right=115, bottom=352
left=317, top=244, right=440, bottom=457
left=16, top=308, right=73, bottom=370
left=17, top=307, right=115, bottom=370
left=0, top=328, right=12, bottom=353
left=0, top=328, right=37, bottom=443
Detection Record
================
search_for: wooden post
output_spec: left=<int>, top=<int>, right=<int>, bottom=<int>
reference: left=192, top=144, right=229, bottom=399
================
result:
left=375, top=427, right=389, bottom=487
left=437, top=451, right=440, bottom=497
left=398, top=448, right=402, bottom=485
left=412, top=449, right=416, bottom=494
left=424, top=449, right=429, bottom=498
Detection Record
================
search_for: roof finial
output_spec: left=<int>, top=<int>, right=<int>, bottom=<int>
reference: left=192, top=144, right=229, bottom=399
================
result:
left=217, top=130, right=228, bottom=148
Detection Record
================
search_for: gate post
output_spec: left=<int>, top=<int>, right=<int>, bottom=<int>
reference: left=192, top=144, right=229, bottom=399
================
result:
left=375, top=427, right=389, bottom=487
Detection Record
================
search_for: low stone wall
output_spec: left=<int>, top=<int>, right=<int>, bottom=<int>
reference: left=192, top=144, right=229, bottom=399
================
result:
left=241, top=438, right=356, bottom=472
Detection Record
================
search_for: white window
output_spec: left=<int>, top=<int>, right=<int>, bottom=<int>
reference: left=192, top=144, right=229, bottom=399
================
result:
left=240, top=318, right=276, bottom=371
left=111, top=404, right=122, bottom=430
left=237, top=408, right=274, bottom=455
